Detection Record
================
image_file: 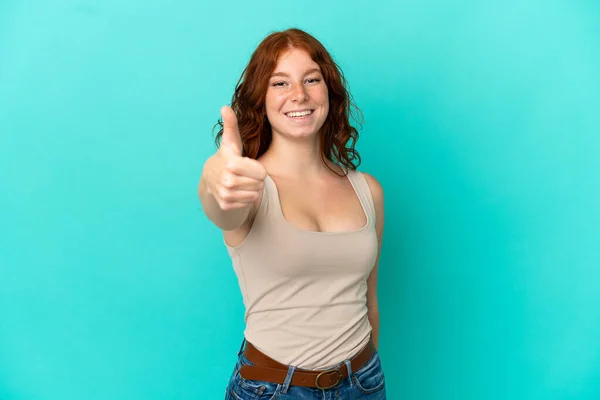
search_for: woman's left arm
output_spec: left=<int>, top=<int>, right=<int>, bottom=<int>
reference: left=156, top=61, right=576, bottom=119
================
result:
left=363, top=173, right=384, bottom=350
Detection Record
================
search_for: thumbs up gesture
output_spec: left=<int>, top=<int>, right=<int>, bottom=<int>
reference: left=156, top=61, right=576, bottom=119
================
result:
left=202, top=106, right=268, bottom=211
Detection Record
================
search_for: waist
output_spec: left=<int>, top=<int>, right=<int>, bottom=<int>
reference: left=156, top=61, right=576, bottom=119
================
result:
left=240, top=338, right=376, bottom=390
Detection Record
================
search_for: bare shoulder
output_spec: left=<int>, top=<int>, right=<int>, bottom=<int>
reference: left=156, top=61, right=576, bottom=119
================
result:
left=360, top=171, right=384, bottom=205
left=359, top=171, right=385, bottom=233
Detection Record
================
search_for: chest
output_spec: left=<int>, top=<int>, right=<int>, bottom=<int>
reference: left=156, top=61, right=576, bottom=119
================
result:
left=270, top=175, right=367, bottom=233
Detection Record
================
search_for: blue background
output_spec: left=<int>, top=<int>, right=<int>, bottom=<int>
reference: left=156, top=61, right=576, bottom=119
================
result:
left=1, top=0, right=599, bottom=399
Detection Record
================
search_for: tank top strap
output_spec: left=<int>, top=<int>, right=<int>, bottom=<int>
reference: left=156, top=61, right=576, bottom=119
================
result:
left=259, top=174, right=287, bottom=225
left=346, top=169, right=376, bottom=227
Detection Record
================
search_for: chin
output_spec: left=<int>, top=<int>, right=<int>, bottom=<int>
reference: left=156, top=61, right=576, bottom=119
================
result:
left=271, top=123, right=320, bottom=139
left=288, top=127, right=322, bottom=138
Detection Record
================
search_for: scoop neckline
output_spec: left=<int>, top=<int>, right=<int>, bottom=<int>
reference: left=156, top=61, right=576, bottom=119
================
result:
left=264, top=170, right=370, bottom=235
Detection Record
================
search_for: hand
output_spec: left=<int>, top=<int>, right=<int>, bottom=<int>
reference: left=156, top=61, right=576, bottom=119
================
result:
left=202, top=106, right=267, bottom=211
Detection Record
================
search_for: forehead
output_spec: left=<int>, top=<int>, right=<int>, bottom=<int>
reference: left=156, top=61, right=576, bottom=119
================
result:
left=272, top=48, right=320, bottom=73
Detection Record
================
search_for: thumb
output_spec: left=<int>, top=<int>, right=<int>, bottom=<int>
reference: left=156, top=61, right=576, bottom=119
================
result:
left=220, top=106, right=242, bottom=156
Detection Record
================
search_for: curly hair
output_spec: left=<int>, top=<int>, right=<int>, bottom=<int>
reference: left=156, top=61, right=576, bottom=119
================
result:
left=213, top=28, right=363, bottom=174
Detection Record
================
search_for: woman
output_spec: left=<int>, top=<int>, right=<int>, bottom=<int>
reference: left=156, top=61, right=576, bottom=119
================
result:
left=199, top=28, right=386, bottom=399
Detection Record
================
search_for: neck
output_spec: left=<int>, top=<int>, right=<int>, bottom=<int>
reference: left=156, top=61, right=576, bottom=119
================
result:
left=259, top=133, right=337, bottom=179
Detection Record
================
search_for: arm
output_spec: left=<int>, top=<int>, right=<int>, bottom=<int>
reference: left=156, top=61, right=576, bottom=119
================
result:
left=198, top=106, right=266, bottom=231
left=363, top=172, right=384, bottom=350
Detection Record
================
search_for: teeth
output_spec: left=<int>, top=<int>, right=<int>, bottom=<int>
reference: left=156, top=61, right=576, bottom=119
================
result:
left=286, top=110, right=312, bottom=117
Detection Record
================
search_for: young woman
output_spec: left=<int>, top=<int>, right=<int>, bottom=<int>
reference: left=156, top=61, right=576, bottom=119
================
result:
left=199, top=28, right=386, bottom=399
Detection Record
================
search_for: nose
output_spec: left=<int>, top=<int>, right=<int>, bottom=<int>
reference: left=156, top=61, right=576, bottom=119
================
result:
left=291, top=83, right=307, bottom=102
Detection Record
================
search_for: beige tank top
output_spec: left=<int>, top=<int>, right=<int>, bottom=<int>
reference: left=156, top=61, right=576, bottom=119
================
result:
left=225, top=168, right=379, bottom=370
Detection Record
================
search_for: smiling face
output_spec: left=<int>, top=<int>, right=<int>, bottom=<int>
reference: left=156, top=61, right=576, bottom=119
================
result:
left=265, top=48, right=329, bottom=141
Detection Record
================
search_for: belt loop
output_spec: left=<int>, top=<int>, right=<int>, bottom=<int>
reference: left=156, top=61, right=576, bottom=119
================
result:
left=344, top=360, right=353, bottom=387
left=281, top=365, right=296, bottom=394
left=237, top=337, right=246, bottom=357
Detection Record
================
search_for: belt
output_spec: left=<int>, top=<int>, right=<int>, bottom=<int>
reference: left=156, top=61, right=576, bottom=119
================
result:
left=239, top=340, right=375, bottom=390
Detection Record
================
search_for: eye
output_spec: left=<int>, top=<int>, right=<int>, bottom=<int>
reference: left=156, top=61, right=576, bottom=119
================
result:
left=271, top=81, right=287, bottom=87
left=306, top=77, right=321, bottom=84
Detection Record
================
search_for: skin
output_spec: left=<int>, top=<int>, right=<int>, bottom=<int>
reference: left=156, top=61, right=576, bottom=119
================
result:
left=264, top=48, right=330, bottom=149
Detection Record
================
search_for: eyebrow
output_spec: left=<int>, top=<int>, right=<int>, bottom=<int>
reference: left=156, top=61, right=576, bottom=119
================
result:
left=270, top=68, right=322, bottom=78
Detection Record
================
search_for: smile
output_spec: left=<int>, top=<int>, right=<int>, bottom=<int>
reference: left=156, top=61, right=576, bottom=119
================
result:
left=285, top=109, right=314, bottom=118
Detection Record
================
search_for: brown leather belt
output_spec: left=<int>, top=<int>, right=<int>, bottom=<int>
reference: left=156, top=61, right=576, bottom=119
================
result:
left=239, top=340, right=375, bottom=390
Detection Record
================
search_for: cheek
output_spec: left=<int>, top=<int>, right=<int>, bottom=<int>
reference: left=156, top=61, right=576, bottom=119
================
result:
left=266, top=92, right=286, bottom=111
left=265, top=94, right=284, bottom=124
left=314, top=86, right=329, bottom=106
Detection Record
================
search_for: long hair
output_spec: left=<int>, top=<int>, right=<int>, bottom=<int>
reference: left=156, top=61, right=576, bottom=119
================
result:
left=213, top=28, right=362, bottom=174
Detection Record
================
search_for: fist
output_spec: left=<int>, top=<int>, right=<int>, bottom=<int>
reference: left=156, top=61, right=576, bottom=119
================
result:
left=203, top=106, right=268, bottom=211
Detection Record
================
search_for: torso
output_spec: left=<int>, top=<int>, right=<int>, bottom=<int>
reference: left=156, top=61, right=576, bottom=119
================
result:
left=223, top=163, right=367, bottom=247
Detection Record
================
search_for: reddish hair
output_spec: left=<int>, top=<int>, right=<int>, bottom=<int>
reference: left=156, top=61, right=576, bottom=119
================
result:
left=213, top=28, right=362, bottom=174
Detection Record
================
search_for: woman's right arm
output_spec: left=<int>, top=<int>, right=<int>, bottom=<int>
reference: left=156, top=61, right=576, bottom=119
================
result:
left=198, top=106, right=267, bottom=231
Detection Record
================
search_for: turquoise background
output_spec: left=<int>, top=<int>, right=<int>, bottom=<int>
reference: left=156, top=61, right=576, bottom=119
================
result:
left=1, top=0, right=599, bottom=399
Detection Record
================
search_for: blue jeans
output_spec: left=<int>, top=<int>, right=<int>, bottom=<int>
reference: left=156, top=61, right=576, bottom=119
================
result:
left=224, top=343, right=387, bottom=399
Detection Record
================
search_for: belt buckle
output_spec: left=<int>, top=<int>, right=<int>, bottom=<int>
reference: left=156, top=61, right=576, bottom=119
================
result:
left=315, top=368, right=343, bottom=390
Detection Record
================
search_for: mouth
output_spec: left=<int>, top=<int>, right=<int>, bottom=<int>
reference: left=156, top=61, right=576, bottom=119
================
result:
left=284, top=109, right=314, bottom=119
